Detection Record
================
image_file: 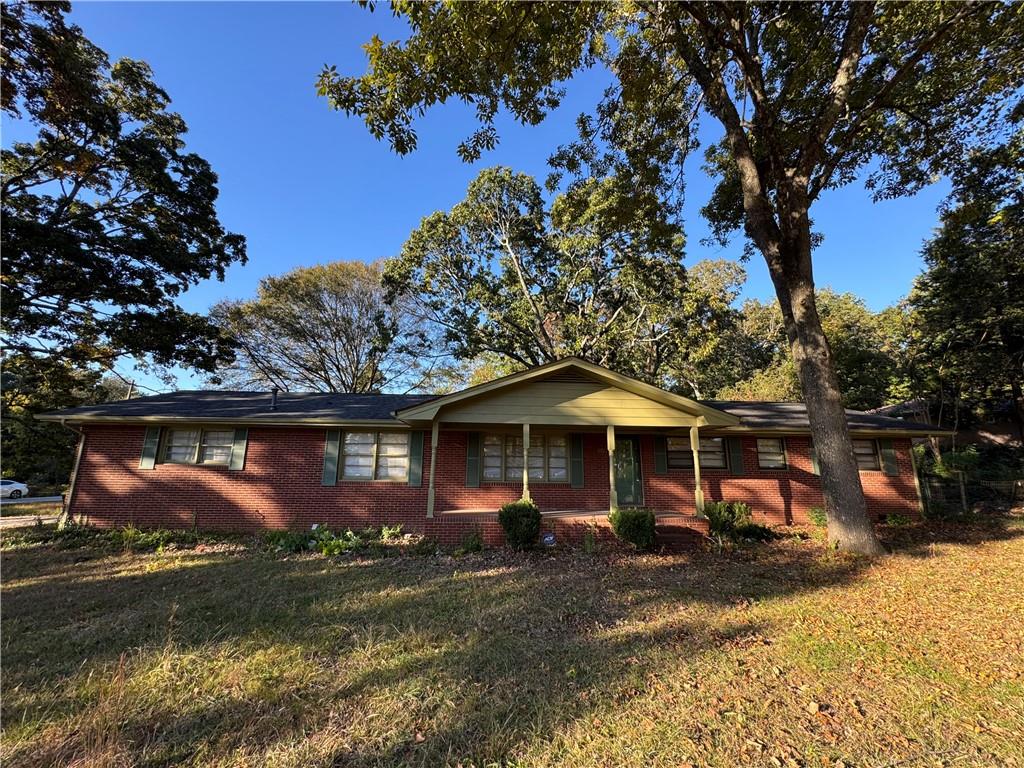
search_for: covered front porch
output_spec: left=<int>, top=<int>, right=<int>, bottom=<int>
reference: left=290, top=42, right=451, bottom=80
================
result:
left=392, top=357, right=740, bottom=523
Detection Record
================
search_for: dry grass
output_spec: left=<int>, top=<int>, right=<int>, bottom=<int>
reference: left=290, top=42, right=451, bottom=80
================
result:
left=1, top=519, right=1022, bottom=768
left=0, top=503, right=62, bottom=518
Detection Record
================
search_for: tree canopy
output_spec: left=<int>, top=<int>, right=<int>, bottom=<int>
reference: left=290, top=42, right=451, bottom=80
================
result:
left=387, top=166, right=743, bottom=394
left=1, top=1, right=246, bottom=373
left=211, top=261, right=450, bottom=394
left=907, top=129, right=1024, bottom=441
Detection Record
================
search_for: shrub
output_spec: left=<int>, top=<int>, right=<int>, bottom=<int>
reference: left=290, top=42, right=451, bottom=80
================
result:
left=498, top=499, right=542, bottom=549
left=733, top=521, right=776, bottom=541
left=704, top=501, right=773, bottom=543
left=609, top=507, right=656, bottom=550
left=885, top=513, right=912, bottom=527
left=582, top=524, right=599, bottom=555
left=262, top=529, right=315, bottom=553
left=380, top=524, right=403, bottom=541
left=807, top=507, right=828, bottom=527
left=704, top=501, right=750, bottom=536
left=455, top=528, right=483, bottom=555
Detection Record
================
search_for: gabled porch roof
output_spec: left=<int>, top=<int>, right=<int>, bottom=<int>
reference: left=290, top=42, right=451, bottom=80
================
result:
left=394, top=357, right=739, bottom=428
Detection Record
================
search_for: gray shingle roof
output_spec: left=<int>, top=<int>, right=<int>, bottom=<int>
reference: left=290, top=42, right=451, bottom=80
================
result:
left=40, top=391, right=941, bottom=433
left=40, top=391, right=435, bottom=423
left=705, top=401, right=939, bottom=433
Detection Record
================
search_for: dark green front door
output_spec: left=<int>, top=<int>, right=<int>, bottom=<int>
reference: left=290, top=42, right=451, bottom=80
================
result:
left=614, top=436, right=644, bottom=507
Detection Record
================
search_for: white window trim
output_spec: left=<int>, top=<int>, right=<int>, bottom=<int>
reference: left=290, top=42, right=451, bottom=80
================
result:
left=339, top=431, right=412, bottom=483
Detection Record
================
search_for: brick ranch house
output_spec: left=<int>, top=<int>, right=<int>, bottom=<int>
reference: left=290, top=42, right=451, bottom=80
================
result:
left=40, top=358, right=942, bottom=547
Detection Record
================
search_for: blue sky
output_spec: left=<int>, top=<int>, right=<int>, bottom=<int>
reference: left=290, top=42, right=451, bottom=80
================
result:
left=13, top=2, right=950, bottom=391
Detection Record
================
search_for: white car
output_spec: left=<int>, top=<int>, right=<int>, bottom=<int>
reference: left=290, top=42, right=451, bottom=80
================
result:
left=0, top=480, right=29, bottom=499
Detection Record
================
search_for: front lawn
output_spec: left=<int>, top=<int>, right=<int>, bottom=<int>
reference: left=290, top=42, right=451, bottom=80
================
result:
left=1, top=520, right=1022, bottom=767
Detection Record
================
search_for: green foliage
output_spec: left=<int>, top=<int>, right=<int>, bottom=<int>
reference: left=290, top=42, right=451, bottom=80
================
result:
left=608, top=507, right=656, bottom=551
left=1, top=2, right=245, bottom=374
left=497, top=499, right=542, bottom=550
left=907, top=130, right=1024, bottom=436
left=704, top=501, right=773, bottom=542
left=0, top=355, right=129, bottom=487
left=581, top=524, right=599, bottom=555
left=807, top=507, right=828, bottom=528
left=717, top=291, right=908, bottom=410
left=704, top=501, right=749, bottom=537
left=885, top=514, right=912, bottom=527
left=262, top=524, right=425, bottom=556
left=210, top=261, right=451, bottom=393
left=386, top=167, right=743, bottom=392
left=1, top=523, right=199, bottom=552
left=454, top=528, right=484, bottom=556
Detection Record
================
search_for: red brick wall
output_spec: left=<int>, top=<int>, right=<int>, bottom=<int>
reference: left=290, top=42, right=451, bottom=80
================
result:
left=70, top=426, right=920, bottom=542
left=638, top=434, right=920, bottom=525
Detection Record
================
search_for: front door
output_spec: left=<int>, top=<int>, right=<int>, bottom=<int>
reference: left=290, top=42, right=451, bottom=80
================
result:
left=614, top=436, right=644, bottom=507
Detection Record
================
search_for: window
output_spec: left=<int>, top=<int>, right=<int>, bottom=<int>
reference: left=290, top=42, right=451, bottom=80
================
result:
left=852, top=439, right=881, bottom=471
left=199, top=430, right=234, bottom=464
left=666, top=436, right=727, bottom=469
left=163, top=429, right=201, bottom=463
left=340, top=432, right=410, bottom=481
left=482, top=433, right=569, bottom=483
left=756, top=438, right=787, bottom=469
left=161, top=428, right=234, bottom=465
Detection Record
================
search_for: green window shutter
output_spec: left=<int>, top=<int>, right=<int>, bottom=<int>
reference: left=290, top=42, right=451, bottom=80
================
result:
left=465, top=432, right=481, bottom=488
left=322, top=430, right=340, bottom=486
left=809, top=440, right=821, bottom=476
left=654, top=436, right=668, bottom=475
left=139, top=426, right=161, bottom=470
left=879, top=438, right=899, bottom=476
left=228, top=428, right=248, bottom=471
left=727, top=437, right=744, bottom=475
left=570, top=433, right=585, bottom=488
left=408, top=430, right=424, bottom=487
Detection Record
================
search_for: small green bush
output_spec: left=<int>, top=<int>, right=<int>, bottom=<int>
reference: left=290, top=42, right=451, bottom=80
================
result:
left=454, top=528, right=484, bottom=555
left=262, top=529, right=315, bottom=553
left=498, top=499, right=542, bottom=549
left=704, top=501, right=750, bottom=536
left=807, top=507, right=828, bottom=527
left=609, top=507, right=656, bottom=550
left=704, top=501, right=773, bottom=542
left=885, top=513, right=912, bottom=527
left=380, top=524, right=403, bottom=541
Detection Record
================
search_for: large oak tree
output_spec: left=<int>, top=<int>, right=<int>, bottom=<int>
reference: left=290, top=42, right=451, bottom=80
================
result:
left=320, top=1, right=1022, bottom=553
left=2, top=1, right=245, bottom=373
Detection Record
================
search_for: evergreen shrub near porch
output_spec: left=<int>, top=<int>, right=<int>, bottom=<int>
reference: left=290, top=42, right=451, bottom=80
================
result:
left=498, top=499, right=542, bottom=549
left=705, top=501, right=775, bottom=542
left=609, top=507, right=656, bottom=550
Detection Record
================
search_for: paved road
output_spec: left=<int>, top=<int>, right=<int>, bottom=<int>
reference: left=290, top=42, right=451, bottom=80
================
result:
left=0, top=495, right=63, bottom=506
left=0, top=514, right=59, bottom=529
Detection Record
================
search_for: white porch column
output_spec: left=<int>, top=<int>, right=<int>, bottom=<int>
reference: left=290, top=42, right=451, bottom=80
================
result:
left=607, top=425, right=618, bottom=513
left=690, top=424, right=705, bottom=516
left=521, top=422, right=531, bottom=502
left=426, top=420, right=439, bottom=518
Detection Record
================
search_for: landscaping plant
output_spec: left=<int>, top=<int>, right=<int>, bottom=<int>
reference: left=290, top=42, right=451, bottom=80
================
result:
left=497, top=499, right=542, bottom=549
left=609, top=507, right=656, bottom=551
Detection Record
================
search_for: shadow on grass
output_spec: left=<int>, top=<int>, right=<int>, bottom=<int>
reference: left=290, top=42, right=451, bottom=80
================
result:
left=2, top=518, right=1019, bottom=766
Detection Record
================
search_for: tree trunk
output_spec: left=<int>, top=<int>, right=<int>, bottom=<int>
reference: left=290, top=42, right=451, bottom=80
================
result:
left=764, top=231, right=885, bottom=555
